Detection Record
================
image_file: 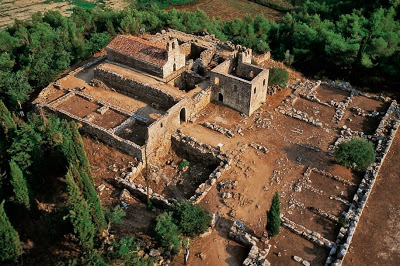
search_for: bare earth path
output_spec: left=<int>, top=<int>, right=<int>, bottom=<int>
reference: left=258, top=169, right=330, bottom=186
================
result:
left=344, top=129, right=400, bottom=265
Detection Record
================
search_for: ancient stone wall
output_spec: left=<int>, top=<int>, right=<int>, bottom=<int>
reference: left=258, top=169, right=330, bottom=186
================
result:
left=249, top=69, right=269, bottom=115
left=146, top=87, right=212, bottom=161
left=210, top=71, right=252, bottom=115
left=43, top=103, right=145, bottom=160
left=94, top=66, right=177, bottom=110
left=106, top=48, right=164, bottom=78
left=326, top=101, right=400, bottom=265
left=164, top=39, right=186, bottom=77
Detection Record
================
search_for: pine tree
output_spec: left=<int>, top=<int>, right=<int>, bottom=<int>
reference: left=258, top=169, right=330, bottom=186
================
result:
left=65, top=169, right=95, bottom=251
left=9, top=160, right=30, bottom=209
left=266, top=191, right=281, bottom=237
left=0, top=200, right=22, bottom=262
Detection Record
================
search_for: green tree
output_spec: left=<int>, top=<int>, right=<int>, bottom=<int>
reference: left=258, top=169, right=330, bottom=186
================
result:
left=266, top=191, right=281, bottom=237
left=65, top=168, right=95, bottom=251
left=9, top=160, right=30, bottom=209
left=268, top=67, right=289, bottom=87
left=334, top=138, right=375, bottom=172
left=171, top=200, right=210, bottom=237
left=0, top=200, right=22, bottom=262
left=152, top=212, right=181, bottom=254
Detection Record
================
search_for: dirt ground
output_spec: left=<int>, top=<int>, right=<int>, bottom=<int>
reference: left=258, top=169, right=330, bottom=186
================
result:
left=172, top=0, right=283, bottom=21
left=172, top=83, right=387, bottom=265
left=57, top=94, right=100, bottom=117
left=0, top=0, right=129, bottom=29
left=76, top=68, right=395, bottom=265
left=344, top=128, right=400, bottom=266
left=134, top=148, right=218, bottom=200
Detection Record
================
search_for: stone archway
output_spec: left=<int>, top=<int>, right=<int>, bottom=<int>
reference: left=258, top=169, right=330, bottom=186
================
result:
left=180, top=108, right=186, bottom=123
left=218, top=93, right=224, bottom=102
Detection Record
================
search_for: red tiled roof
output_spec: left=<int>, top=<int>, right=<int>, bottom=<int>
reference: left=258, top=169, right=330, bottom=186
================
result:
left=106, top=35, right=167, bottom=67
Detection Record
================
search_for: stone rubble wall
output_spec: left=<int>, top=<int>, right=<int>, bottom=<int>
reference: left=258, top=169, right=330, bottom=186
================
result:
left=326, top=101, right=400, bottom=265
left=42, top=104, right=145, bottom=160
left=281, top=216, right=335, bottom=249
left=277, top=105, right=323, bottom=128
left=171, top=133, right=231, bottom=204
left=201, top=122, right=235, bottom=138
left=113, top=177, right=173, bottom=209
left=146, top=87, right=212, bottom=161
left=229, top=220, right=271, bottom=266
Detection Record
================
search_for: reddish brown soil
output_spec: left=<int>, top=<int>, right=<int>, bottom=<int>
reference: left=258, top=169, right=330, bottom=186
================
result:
left=344, top=129, right=400, bottom=266
left=92, top=109, right=127, bottom=129
left=134, top=149, right=217, bottom=200
left=315, top=85, right=350, bottom=103
left=175, top=87, right=359, bottom=264
left=172, top=218, right=248, bottom=266
left=57, top=95, right=99, bottom=118
left=308, top=171, right=357, bottom=200
left=267, top=227, right=330, bottom=265
left=340, top=110, right=382, bottom=135
left=44, top=89, right=67, bottom=104
left=116, top=120, right=148, bottom=146
left=349, top=95, right=390, bottom=113
left=293, top=98, right=336, bottom=125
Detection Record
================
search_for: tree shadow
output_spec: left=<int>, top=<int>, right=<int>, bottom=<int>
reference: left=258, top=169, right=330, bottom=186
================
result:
left=284, top=143, right=335, bottom=171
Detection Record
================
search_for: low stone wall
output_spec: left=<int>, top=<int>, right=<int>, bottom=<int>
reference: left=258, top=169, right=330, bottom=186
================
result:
left=171, top=133, right=231, bottom=204
left=229, top=220, right=271, bottom=266
left=42, top=104, right=145, bottom=160
left=281, top=216, right=334, bottom=249
left=325, top=101, right=400, bottom=265
left=113, top=177, right=174, bottom=209
left=277, top=105, right=323, bottom=128
left=201, top=122, right=234, bottom=138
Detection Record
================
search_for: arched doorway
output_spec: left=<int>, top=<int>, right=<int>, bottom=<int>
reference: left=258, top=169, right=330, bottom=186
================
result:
left=180, top=108, right=186, bottom=123
left=218, top=93, right=223, bottom=102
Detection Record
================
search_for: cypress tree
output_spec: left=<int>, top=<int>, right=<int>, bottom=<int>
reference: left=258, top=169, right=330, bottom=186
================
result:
left=9, top=160, right=30, bottom=209
left=0, top=100, right=16, bottom=159
left=65, top=169, right=95, bottom=251
left=0, top=100, right=16, bottom=136
left=266, top=191, right=281, bottom=237
left=0, top=200, right=22, bottom=262
left=79, top=169, right=107, bottom=234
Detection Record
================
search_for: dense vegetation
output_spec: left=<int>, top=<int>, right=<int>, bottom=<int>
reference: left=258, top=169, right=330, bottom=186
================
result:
left=0, top=1, right=399, bottom=114
left=334, top=138, right=376, bottom=172
left=151, top=200, right=210, bottom=254
left=269, top=67, right=289, bottom=87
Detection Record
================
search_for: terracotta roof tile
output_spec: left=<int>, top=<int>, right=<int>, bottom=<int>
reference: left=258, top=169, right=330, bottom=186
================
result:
left=107, top=35, right=168, bottom=67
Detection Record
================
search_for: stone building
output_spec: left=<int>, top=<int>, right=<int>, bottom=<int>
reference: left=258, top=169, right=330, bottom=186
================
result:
left=210, top=48, right=269, bottom=116
left=106, top=35, right=185, bottom=79
left=35, top=30, right=270, bottom=163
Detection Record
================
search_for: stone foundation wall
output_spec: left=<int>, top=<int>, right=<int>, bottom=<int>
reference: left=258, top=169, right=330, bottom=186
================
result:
left=326, top=101, right=400, bottom=265
left=94, top=66, right=177, bottom=110
left=106, top=49, right=164, bottom=78
left=42, top=101, right=145, bottom=160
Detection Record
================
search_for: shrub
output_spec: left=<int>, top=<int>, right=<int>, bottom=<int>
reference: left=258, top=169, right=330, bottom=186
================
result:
left=266, top=191, right=281, bottom=237
left=105, top=205, right=126, bottom=226
left=178, top=160, right=189, bottom=171
left=0, top=200, right=22, bottom=262
left=171, top=200, right=210, bottom=237
left=151, top=212, right=181, bottom=254
left=268, top=67, right=289, bottom=88
left=334, top=138, right=375, bottom=172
